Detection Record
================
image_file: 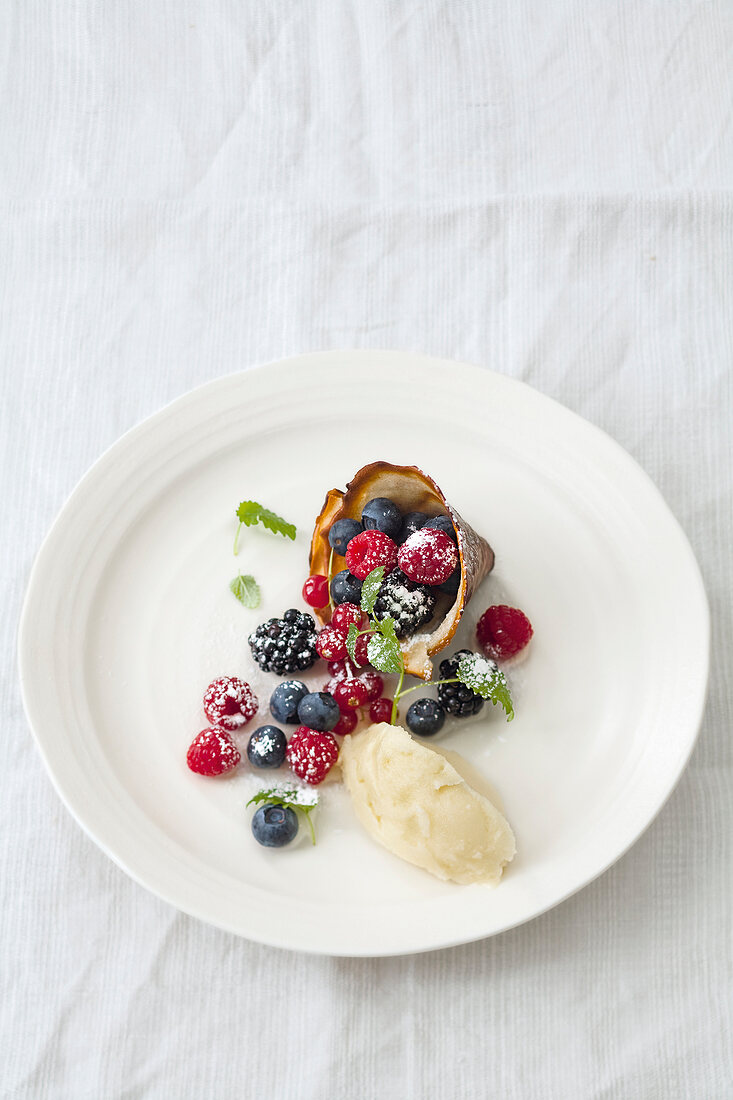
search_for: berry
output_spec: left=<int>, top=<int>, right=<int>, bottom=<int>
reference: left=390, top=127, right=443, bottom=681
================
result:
left=302, top=574, right=330, bottom=608
left=251, top=804, right=299, bottom=847
left=186, top=728, right=241, bottom=777
left=333, top=678, right=370, bottom=712
left=437, top=650, right=485, bottom=717
left=353, top=631, right=373, bottom=666
left=286, top=727, right=339, bottom=785
left=269, top=680, right=309, bottom=724
left=345, top=530, right=398, bottom=580
left=361, top=497, right=402, bottom=540
left=248, top=610, right=319, bottom=674
left=330, top=602, right=367, bottom=633
left=333, top=709, right=358, bottom=736
left=330, top=569, right=363, bottom=606
left=476, top=605, right=534, bottom=661
left=422, top=514, right=457, bottom=543
left=203, top=676, right=258, bottom=732
left=359, top=670, right=383, bottom=702
left=406, top=698, right=445, bottom=737
left=373, top=568, right=437, bottom=638
left=439, top=567, right=462, bottom=597
left=315, top=625, right=348, bottom=661
left=297, top=691, right=340, bottom=732
left=246, top=725, right=287, bottom=769
left=369, top=697, right=394, bottom=724
left=327, top=657, right=358, bottom=680
left=328, top=517, right=363, bottom=555
left=398, top=511, right=430, bottom=544
left=398, top=528, right=458, bottom=586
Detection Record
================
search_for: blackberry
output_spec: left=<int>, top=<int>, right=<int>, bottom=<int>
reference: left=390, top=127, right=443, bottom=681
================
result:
left=437, top=650, right=485, bottom=717
left=248, top=609, right=319, bottom=674
left=373, top=568, right=437, bottom=638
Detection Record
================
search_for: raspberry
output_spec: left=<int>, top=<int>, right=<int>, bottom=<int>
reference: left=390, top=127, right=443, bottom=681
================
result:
left=203, top=677, right=258, bottom=732
left=345, top=530, right=398, bottom=580
left=315, top=625, right=348, bottom=661
left=302, top=574, right=330, bottom=608
left=186, top=728, right=241, bottom=777
left=398, top=528, right=458, bottom=586
left=286, top=727, right=339, bottom=785
left=331, top=602, right=368, bottom=633
left=476, top=605, right=533, bottom=660
left=333, top=678, right=370, bottom=712
left=353, top=631, right=374, bottom=666
left=359, top=671, right=384, bottom=702
left=369, top=698, right=394, bottom=724
left=333, top=709, right=358, bottom=736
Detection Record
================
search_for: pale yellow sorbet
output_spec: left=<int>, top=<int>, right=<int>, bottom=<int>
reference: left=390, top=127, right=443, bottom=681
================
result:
left=339, top=723, right=516, bottom=886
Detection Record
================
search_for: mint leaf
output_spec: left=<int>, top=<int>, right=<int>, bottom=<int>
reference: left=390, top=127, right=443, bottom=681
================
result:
left=360, top=566, right=385, bottom=615
left=236, top=501, right=296, bottom=541
left=457, top=654, right=514, bottom=721
left=367, top=630, right=403, bottom=675
left=376, top=614, right=399, bottom=646
left=246, top=785, right=319, bottom=844
left=229, top=573, right=260, bottom=608
left=346, top=623, right=360, bottom=665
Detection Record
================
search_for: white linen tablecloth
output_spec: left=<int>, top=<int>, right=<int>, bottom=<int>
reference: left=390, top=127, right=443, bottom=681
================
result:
left=2, top=3, right=731, bottom=1097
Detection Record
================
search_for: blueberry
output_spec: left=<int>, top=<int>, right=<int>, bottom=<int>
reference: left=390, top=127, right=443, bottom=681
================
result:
left=422, top=514, right=457, bottom=543
left=270, top=680, right=308, bottom=724
left=399, top=511, right=430, bottom=544
left=297, top=691, right=340, bottom=732
left=439, top=566, right=461, bottom=597
left=361, top=497, right=402, bottom=540
left=330, top=569, right=363, bottom=605
left=247, top=725, right=287, bottom=768
left=406, top=697, right=446, bottom=737
left=251, top=803, right=299, bottom=847
left=329, top=517, right=363, bottom=555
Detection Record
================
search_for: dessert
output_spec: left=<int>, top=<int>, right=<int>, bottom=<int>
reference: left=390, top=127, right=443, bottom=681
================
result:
left=339, top=723, right=515, bottom=886
left=309, top=461, right=494, bottom=679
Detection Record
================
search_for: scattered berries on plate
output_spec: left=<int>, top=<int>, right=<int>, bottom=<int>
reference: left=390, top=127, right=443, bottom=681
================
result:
left=186, top=728, right=241, bottom=777
left=286, top=727, right=339, bottom=785
left=203, top=676, right=258, bottom=732
left=315, top=624, right=348, bottom=661
left=251, top=803, right=299, bottom=847
left=406, top=698, right=445, bottom=737
left=330, top=602, right=368, bottom=633
left=248, top=609, right=319, bottom=674
left=369, top=697, right=394, bottom=724
left=330, top=569, right=363, bottom=606
left=398, top=528, right=459, bottom=586
left=373, top=568, right=436, bottom=638
left=302, top=574, right=330, bottom=608
left=246, top=725, right=288, bottom=769
left=269, top=680, right=308, bottom=724
left=297, top=691, right=340, bottom=732
left=333, top=709, right=358, bottom=736
left=361, top=497, right=402, bottom=540
left=345, top=530, right=398, bottom=580
left=333, top=678, right=370, bottom=712
left=476, top=605, right=533, bottom=660
left=328, top=517, right=363, bottom=555
left=437, top=650, right=485, bottom=717
left=422, top=514, right=457, bottom=543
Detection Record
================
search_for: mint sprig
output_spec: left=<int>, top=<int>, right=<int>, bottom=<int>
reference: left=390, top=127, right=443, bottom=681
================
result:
left=236, top=501, right=296, bottom=541
left=246, top=786, right=319, bottom=845
left=229, top=573, right=260, bottom=608
left=457, top=653, right=514, bottom=720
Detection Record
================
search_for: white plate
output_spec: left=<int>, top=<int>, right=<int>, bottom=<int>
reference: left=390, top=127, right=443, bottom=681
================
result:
left=18, top=352, right=709, bottom=956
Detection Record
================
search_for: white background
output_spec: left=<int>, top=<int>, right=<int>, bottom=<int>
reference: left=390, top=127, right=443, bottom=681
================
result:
left=2, top=2, right=731, bottom=1097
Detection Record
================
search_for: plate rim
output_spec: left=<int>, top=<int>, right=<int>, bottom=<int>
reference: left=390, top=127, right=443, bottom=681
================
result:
left=18, top=351, right=711, bottom=956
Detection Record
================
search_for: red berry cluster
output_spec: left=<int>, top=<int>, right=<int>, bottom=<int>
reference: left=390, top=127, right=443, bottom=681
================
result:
left=323, top=651, right=395, bottom=732
left=187, top=676, right=259, bottom=777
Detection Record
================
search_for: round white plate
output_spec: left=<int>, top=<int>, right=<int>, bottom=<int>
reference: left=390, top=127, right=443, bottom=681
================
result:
left=18, top=352, right=709, bottom=956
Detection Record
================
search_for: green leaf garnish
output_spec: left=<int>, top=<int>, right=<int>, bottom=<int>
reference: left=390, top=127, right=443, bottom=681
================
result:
left=229, top=573, right=260, bottom=608
left=346, top=623, right=360, bottom=665
left=236, top=501, right=296, bottom=541
left=456, top=653, right=514, bottom=720
left=367, top=629, right=403, bottom=675
left=360, top=565, right=385, bottom=616
left=246, top=785, right=319, bottom=844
